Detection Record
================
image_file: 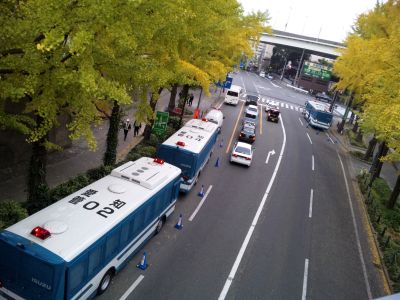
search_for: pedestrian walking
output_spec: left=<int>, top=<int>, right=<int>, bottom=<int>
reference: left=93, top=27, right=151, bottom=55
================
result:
left=122, top=118, right=131, bottom=141
left=134, top=120, right=142, bottom=137
left=188, top=93, right=194, bottom=106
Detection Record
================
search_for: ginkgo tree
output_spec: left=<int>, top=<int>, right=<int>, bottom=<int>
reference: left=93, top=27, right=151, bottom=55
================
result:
left=333, top=0, right=400, bottom=208
left=0, top=0, right=140, bottom=208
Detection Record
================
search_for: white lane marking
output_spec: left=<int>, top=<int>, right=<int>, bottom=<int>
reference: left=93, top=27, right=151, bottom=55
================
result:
left=309, top=189, right=314, bottom=218
left=240, top=75, right=246, bottom=93
left=299, top=118, right=304, bottom=126
left=290, top=105, right=294, bottom=110
left=189, top=185, right=213, bottom=221
left=119, top=275, right=145, bottom=300
left=281, top=102, right=285, bottom=108
left=265, top=149, right=276, bottom=164
left=306, top=132, right=313, bottom=145
left=270, top=81, right=280, bottom=88
left=299, top=108, right=304, bottom=112
left=285, top=103, right=289, bottom=109
left=312, top=155, right=315, bottom=171
left=302, top=259, right=309, bottom=300
left=216, top=102, right=223, bottom=109
left=337, top=153, right=372, bottom=299
left=325, top=132, right=335, bottom=144
left=295, top=106, right=299, bottom=111
left=219, top=114, right=287, bottom=300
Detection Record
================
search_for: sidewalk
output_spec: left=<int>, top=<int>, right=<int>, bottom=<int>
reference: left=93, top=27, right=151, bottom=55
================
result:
left=329, top=123, right=398, bottom=190
left=0, top=86, right=223, bottom=203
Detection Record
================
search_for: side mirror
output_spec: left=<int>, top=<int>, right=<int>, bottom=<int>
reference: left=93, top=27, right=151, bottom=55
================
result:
left=223, top=116, right=226, bottom=119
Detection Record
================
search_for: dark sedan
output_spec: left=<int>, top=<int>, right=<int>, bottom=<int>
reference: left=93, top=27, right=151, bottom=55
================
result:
left=239, top=122, right=256, bottom=143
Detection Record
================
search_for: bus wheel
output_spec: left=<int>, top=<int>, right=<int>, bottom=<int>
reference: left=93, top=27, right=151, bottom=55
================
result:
left=155, top=217, right=165, bottom=234
left=98, top=270, right=114, bottom=295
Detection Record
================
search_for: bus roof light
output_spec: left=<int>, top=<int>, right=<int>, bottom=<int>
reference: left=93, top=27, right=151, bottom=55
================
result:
left=31, top=226, right=51, bottom=240
left=153, top=158, right=164, bottom=164
left=176, top=141, right=185, bottom=147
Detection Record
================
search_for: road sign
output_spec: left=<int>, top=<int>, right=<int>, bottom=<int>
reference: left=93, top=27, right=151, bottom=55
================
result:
left=216, top=75, right=233, bottom=89
left=153, top=111, right=169, bottom=135
left=302, top=61, right=332, bottom=81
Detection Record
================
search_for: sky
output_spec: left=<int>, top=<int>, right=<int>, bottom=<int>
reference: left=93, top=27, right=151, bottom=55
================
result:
left=238, top=0, right=379, bottom=42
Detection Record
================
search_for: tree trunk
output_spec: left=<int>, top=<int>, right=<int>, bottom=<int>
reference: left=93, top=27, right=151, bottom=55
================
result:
left=26, top=135, right=48, bottom=214
left=352, top=119, right=359, bottom=133
left=369, top=141, right=389, bottom=186
left=178, top=84, right=190, bottom=127
left=355, top=129, right=363, bottom=143
left=168, top=84, right=178, bottom=111
left=364, top=135, right=377, bottom=160
left=143, top=87, right=164, bottom=141
left=103, top=101, right=121, bottom=166
left=338, top=93, right=354, bottom=133
left=387, top=174, right=400, bottom=209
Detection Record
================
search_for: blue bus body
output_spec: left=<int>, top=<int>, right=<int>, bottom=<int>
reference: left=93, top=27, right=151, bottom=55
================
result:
left=0, top=158, right=181, bottom=300
left=157, top=119, right=219, bottom=193
left=304, top=100, right=333, bottom=130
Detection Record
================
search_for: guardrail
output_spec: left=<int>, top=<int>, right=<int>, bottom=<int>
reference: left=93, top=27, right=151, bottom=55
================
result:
left=286, top=84, right=309, bottom=94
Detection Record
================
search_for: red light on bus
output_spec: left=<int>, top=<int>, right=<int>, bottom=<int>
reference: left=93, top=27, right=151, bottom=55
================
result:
left=153, top=158, right=164, bottom=164
left=202, top=118, right=208, bottom=122
left=31, top=226, right=51, bottom=240
left=176, top=141, right=185, bottom=147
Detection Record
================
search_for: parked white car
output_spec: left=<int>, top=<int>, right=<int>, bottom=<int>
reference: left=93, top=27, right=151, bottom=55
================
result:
left=230, top=142, right=254, bottom=167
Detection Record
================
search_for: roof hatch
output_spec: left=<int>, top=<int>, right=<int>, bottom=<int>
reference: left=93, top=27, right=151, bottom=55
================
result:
left=111, top=158, right=168, bottom=190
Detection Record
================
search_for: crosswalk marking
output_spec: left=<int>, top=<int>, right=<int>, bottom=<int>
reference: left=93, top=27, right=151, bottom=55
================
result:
left=239, top=99, right=304, bottom=112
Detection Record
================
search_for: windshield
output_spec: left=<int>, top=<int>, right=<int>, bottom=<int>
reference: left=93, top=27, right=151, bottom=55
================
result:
left=315, top=111, right=333, bottom=124
left=243, top=127, right=255, bottom=134
left=227, top=90, right=238, bottom=97
left=247, top=95, right=259, bottom=101
left=235, top=146, right=251, bottom=155
left=245, top=113, right=256, bottom=119
left=247, top=107, right=257, bottom=112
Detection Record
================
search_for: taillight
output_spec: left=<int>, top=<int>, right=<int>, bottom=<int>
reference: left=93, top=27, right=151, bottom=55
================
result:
left=182, top=175, right=189, bottom=181
left=245, top=157, right=251, bottom=160
left=240, top=133, right=244, bottom=137
left=251, top=136, right=256, bottom=140
left=233, top=154, right=238, bottom=157
left=31, top=226, right=51, bottom=240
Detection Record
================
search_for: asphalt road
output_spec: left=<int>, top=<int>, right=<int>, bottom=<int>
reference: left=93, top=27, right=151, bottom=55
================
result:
left=98, top=72, right=385, bottom=300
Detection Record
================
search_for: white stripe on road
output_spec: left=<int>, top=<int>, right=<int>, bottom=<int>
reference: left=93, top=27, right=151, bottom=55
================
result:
left=281, top=103, right=285, bottom=107
left=302, top=259, right=309, bottom=300
left=270, top=81, right=280, bottom=88
left=119, top=275, right=145, bottom=300
left=337, top=153, right=372, bottom=299
left=218, top=114, right=287, bottom=300
left=309, top=189, right=314, bottom=218
left=325, top=132, right=335, bottom=144
left=290, top=105, right=294, bottom=110
left=295, top=106, right=299, bottom=111
left=189, top=185, right=213, bottom=221
left=312, top=155, right=315, bottom=171
left=306, top=132, right=313, bottom=145
left=285, top=103, right=289, bottom=109
left=299, top=108, right=303, bottom=112
left=299, top=118, right=304, bottom=126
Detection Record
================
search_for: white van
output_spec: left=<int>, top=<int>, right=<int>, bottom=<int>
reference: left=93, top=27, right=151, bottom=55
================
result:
left=205, top=109, right=224, bottom=132
left=224, top=85, right=242, bottom=106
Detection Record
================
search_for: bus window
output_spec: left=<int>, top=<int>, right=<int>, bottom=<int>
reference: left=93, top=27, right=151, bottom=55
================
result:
left=105, top=231, right=120, bottom=259
left=120, top=222, right=130, bottom=245
left=88, top=245, right=103, bottom=276
left=69, top=259, right=87, bottom=293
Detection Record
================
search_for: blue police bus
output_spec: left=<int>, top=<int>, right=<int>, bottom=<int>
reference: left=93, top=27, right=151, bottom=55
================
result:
left=0, top=157, right=181, bottom=300
left=303, top=100, right=333, bottom=130
left=157, top=118, right=219, bottom=193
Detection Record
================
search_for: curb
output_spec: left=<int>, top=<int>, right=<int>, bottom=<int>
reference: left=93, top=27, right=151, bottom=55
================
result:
left=332, top=127, right=392, bottom=294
